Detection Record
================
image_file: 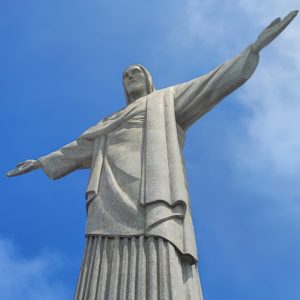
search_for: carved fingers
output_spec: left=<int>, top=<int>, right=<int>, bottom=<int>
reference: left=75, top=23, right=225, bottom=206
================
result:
left=253, top=10, right=298, bottom=53
left=6, top=160, right=40, bottom=177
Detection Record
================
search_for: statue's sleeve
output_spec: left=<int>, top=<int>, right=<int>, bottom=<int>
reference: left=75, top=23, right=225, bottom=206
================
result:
left=173, top=45, right=259, bottom=129
left=38, top=138, right=94, bottom=180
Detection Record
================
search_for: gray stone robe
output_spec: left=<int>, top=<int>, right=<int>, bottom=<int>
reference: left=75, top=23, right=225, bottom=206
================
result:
left=39, top=46, right=259, bottom=264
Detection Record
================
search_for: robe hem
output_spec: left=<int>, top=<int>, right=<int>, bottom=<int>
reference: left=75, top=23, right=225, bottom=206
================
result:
left=85, top=232, right=197, bottom=265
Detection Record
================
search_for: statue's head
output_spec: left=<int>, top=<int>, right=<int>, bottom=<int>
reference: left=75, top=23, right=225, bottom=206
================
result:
left=122, top=64, right=155, bottom=105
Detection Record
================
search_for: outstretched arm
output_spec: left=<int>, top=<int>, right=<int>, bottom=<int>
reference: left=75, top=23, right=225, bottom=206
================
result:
left=174, top=10, right=298, bottom=130
left=6, top=138, right=94, bottom=180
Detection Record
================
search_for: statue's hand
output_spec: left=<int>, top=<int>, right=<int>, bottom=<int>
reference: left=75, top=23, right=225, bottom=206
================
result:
left=6, top=159, right=41, bottom=177
left=252, top=10, right=298, bottom=53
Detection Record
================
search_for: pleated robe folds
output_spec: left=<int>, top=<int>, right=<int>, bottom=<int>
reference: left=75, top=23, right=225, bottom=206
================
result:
left=75, top=236, right=202, bottom=300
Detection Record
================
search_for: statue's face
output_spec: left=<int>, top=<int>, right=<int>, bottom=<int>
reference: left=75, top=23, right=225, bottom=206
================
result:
left=123, top=66, right=147, bottom=100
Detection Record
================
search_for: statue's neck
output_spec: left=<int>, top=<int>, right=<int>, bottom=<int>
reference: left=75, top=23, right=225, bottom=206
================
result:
left=128, top=90, right=147, bottom=103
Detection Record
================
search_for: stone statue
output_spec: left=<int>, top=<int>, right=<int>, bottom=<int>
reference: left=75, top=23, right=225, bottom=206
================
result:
left=6, top=11, right=298, bottom=300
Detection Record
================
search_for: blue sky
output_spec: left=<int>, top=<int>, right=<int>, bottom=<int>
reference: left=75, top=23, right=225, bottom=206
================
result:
left=1, top=1, right=299, bottom=299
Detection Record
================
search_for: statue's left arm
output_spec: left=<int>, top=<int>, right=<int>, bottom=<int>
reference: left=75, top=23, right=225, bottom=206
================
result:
left=174, top=10, right=298, bottom=130
left=38, top=138, right=94, bottom=180
left=6, top=138, right=94, bottom=179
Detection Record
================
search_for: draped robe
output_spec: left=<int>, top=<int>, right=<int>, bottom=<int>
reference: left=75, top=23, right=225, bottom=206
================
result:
left=38, top=46, right=259, bottom=299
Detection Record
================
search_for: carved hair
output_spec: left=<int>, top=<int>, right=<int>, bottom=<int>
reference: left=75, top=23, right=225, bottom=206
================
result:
left=122, top=64, right=155, bottom=104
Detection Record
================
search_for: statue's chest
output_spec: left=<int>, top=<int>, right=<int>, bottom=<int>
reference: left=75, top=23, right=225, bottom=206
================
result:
left=105, top=111, right=145, bottom=179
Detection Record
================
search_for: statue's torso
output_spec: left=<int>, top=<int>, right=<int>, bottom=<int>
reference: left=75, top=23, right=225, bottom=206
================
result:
left=87, top=102, right=146, bottom=236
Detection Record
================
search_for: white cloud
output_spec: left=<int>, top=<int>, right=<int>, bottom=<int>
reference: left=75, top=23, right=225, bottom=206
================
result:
left=237, top=0, right=299, bottom=22
left=178, top=1, right=300, bottom=173
left=170, top=0, right=252, bottom=55
left=172, top=0, right=300, bottom=201
left=232, top=2, right=300, bottom=177
left=236, top=60, right=300, bottom=177
left=0, top=238, right=72, bottom=300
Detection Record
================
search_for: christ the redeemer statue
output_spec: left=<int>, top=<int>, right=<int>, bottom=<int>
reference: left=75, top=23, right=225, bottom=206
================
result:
left=7, top=11, right=298, bottom=300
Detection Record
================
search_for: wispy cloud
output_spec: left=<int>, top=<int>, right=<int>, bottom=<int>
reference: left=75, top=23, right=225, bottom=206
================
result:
left=0, top=238, right=72, bottom=300
left=179, top=1, right=300, bottom=170
left=232, top=1, right=300, bottom=177
left=236, top=60, right=300, bottom=177
left=170, top=0, right=300, bottom=202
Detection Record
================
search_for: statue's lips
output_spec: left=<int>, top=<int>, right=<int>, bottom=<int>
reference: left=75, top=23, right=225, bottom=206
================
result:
left=127, top=80, right=139, bottom=85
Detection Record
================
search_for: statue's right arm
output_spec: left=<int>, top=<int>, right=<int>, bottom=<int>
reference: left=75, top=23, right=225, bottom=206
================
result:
left=173, top=44, right=260, bottom=130
left=6, top=138, right=94, bottom=180
left=173, top=10, right=297, bottom=130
